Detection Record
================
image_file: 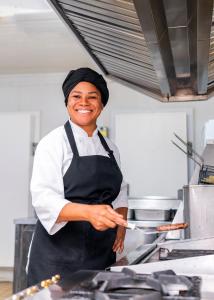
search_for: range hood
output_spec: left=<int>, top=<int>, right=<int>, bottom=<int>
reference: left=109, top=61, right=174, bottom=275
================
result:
left=48, top=0, right=214, bottom=102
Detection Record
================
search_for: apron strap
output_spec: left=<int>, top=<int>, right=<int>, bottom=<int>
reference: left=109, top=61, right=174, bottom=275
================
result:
left=98, top=131, right=118, bottom=165
left=64, top=122, right=119, bottom=167
left=64, top=121, right=79, bottom=156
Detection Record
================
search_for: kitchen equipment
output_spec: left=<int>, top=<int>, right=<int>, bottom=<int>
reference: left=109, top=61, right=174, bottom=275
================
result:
left=6, top=269, right=202, bottom=300
left=159, top=248, right=214, bottom=260
left=128, top=197, right=181, bottom=225
left=143, top=196, right=177, bottom=200
left=134, top=209, right=170, bottom=221
left=172, top=132, right=214, bottom=184
left=126, top=222, right=188, bottom=234
left=127, top=208, right=134, bottom=220
left=183, top=185, right=214, bottom=239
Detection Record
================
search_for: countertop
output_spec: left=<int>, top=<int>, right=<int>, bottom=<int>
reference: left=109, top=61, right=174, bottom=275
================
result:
left=14, top=217, right=37, bottom=225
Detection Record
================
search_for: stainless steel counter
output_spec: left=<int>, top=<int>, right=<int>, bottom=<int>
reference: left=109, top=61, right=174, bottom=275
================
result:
left=183, top=185, right=214, bottom=239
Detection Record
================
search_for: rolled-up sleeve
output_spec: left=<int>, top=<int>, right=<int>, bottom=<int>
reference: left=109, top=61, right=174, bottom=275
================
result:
left=31, top=134, right=70, bottom=235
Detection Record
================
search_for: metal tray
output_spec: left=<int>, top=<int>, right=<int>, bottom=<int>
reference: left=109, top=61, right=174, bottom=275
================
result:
left=134, top=209, right=170, bottom=221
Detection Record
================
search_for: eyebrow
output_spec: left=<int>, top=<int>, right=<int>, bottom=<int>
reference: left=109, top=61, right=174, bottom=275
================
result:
left=71, top=91, right=98, bottom=94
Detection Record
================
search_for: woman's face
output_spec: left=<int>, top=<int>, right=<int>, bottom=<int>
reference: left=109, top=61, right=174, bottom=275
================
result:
left=67, top=81, right=103, bottom=135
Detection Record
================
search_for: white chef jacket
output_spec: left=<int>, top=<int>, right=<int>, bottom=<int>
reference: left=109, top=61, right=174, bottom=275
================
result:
left=31, top=120, right=128, bottom=235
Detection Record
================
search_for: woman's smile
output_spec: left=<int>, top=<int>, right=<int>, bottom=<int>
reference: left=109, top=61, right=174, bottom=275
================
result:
left=76, top=109, right=92, bottom=114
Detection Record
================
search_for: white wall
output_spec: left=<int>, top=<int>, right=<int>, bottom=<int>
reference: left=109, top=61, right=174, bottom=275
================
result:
left=1, top=71, right=214, bottom=157
left=1, top=70, right=214, bottom=270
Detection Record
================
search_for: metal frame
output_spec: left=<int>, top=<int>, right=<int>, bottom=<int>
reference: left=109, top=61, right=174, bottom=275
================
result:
left=47, top=0, right=214, bottom=102
left=48, top=0, right=162, bottom=98
left=133, top=0, right=177, bottom=97
left=196, top=0, right=213, bottom=94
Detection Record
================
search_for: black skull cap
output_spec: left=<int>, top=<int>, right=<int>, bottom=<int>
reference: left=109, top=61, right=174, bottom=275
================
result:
left=62, top=67, right=109, bottom=106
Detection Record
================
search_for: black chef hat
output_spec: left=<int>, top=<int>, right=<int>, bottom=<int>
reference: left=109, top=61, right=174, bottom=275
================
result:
left=62, top=67, right=109, bottom=106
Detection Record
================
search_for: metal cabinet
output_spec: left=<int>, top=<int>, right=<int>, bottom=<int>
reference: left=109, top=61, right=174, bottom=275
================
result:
left=13, top=219, right=36, bottom=293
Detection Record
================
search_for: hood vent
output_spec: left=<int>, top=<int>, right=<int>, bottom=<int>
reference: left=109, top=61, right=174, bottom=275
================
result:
left=208, top=7, right=214, bottom=90
left=48, top=0, right=214, bottom=102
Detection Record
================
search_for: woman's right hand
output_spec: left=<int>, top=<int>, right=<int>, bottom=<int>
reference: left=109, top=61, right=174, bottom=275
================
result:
left=86, top=204, right=127, bottom=231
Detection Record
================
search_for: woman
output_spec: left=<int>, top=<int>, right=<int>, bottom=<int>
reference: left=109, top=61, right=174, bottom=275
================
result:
left=27, top=67, right=128, bottom=286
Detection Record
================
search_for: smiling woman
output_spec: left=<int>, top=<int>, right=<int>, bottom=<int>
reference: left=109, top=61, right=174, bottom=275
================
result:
left=27, top=67, right=128, bottom=286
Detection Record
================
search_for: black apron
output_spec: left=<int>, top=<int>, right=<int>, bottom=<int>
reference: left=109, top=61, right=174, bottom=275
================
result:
left=27, top=121, right=123, bottom=286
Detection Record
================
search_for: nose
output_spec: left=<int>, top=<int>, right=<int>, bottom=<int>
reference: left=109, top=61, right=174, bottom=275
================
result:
left=80, top=96, right=89, bottom=106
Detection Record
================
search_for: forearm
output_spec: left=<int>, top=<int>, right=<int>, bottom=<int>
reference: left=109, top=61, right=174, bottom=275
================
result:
left=56, top=202, right=90, bottom=223
left=115, top=207, right=128, bottom=236
left=113, top=207, right=128, bottom=253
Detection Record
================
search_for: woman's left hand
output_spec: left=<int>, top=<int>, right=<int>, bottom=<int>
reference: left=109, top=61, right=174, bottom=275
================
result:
left=112, top=226, right=126, bottom=253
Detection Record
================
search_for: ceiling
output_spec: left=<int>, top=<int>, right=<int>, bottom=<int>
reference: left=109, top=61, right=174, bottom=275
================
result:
left=0, top=0, right=93, bottom=74
left=48, top=0, right=214, bottom=102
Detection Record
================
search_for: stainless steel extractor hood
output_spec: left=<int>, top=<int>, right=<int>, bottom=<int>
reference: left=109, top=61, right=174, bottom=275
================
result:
left=48, top=0, right=214, bottom=102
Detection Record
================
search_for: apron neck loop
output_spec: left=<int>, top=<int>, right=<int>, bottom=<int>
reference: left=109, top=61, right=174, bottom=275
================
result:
left=98, top=131, right=114, bottom=159
left=64, top=121, right=79, bottom=156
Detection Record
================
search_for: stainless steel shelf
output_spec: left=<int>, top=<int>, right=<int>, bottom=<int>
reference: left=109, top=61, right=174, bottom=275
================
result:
left=128, top=199, right=181, bottom=210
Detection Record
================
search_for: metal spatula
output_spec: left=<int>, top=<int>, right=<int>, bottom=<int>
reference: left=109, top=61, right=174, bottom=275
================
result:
left=126, top=222, right=188, bottom=234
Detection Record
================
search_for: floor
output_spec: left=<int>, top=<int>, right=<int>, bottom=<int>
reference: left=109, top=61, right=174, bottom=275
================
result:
left=0, top=282, right=12, bottom=300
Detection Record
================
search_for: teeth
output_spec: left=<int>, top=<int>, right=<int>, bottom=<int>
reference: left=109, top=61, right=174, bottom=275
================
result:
left=77, top=109, right=91, bottom=114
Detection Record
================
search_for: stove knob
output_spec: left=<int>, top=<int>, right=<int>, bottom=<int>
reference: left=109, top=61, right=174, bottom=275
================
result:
left=46, top=279, right=53, bottom=286
left=41, top=279, right=52, bottom=288
left=26, top=286, right=39, bottom=296
left=31, top=286, right=39, bottom=294
left=41, top=280, right=49, bottom=288
left=16, top=292, right=25, bottom=300
left=52, top=274, right=60, bottom=283
left=11, top=293, right=24, bottom=300
left=26, top=288, right=32, bottom=296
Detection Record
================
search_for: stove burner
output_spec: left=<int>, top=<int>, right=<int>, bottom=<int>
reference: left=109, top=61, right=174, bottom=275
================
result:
left=60, top=269, right=201, bottom=300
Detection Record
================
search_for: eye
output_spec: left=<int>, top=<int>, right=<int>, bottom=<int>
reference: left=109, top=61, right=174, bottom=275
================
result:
left=73, top=95, right=81, bottom=99
left=88, top=96, right=97, bottom=100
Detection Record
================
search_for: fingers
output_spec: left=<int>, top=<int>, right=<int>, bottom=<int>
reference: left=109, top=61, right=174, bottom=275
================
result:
left=113, top=239, right=124, bottom=253
left=105, top=206, right=127, bottom=227
left=88, top=205, right=127, bottom=231
left=97, top=218, right=117, bottom=231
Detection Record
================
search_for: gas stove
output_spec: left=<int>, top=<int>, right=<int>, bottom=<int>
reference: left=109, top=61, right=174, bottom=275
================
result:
left=7, top=269, right=201, bottom=300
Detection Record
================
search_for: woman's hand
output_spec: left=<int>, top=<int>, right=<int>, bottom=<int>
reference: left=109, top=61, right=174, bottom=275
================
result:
left=86, top=204, right=127, bottom=231
left=112, top=226, right=126, bottom=253
left=57, top=203, right=128, bottom=232
left=112, top=207, right=128, bottom=253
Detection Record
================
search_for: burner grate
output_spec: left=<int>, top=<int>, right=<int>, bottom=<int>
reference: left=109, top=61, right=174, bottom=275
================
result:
left=61, top=269, right=201, bottom=300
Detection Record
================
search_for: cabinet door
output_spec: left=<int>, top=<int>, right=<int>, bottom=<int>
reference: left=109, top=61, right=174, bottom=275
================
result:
left=0, top=113, right=38, bottom=267
left=115, top=112, right=188, bottom=197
